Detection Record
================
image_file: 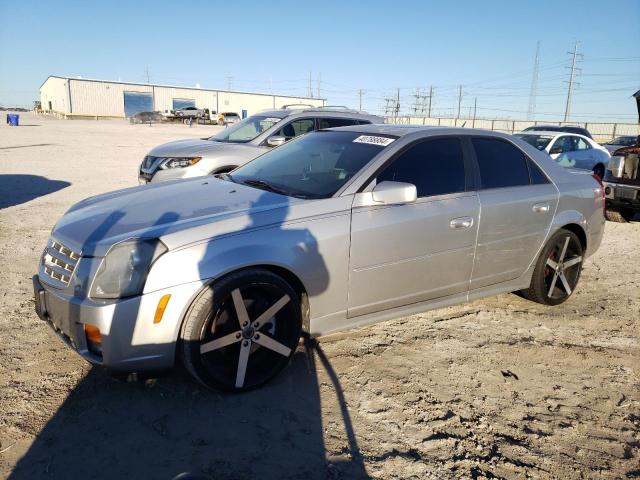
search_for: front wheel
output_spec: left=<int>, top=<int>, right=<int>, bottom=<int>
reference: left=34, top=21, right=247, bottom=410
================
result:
left=519, top=229, right=584, bottom=306
left=180, top=269, right=302, bottom=392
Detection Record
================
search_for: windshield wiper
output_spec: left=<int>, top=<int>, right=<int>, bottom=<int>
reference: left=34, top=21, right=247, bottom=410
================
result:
left=241, top=179, right=290, bottom=196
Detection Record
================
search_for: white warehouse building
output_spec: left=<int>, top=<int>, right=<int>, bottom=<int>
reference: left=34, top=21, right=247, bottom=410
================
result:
left=40, top=76, right=325, bottom=119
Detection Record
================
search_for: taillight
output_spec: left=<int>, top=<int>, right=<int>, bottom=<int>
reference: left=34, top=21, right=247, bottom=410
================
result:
left=592, top=173, right=606, bottom=215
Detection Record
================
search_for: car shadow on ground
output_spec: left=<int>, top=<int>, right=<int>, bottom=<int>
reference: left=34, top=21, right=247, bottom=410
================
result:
left=0, top=174, right=70, bottom=209
left=11, top=181, right=369, bottom=479
left=9, top=337, right=369, bottom=480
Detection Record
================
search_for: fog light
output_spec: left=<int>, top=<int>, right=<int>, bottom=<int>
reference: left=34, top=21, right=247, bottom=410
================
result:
left=84, top=324, right=102, bottom=355
left=154, top=294, right=171, bottom=324
left=605, top=186, right=611, bottom=195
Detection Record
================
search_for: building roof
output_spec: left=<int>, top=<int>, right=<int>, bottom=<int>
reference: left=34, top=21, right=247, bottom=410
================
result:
left=40, top=75, right=325, bottom=101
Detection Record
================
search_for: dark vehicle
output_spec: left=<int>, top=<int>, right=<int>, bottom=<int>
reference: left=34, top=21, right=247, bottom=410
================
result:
left=603, top=135, right=638, bottom=154
left=129, top=111, right=164, bottom=124
left=523, top=124, right=593, bottom=139
left=603, top=140, right=640, bottom=222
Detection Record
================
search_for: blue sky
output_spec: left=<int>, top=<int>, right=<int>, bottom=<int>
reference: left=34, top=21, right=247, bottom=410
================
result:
left=1, top=0, right=638, bottom=121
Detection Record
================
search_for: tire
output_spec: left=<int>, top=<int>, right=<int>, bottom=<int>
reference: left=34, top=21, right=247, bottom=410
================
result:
left=592, top=164, right=604, bottom=180
left=519, top=229, right=584, bottom=306
left=605, top=208, right=635, bottom=223
left=180, top=269, right=302, bottom=392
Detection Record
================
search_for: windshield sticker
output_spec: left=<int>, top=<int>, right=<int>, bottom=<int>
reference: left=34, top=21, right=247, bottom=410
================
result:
left=353, top=135, right=395, bottom=147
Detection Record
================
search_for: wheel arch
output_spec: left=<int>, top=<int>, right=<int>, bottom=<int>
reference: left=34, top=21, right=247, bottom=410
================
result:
left=558, top=222, right=587, bottom=251
left=177, top=263, right=311, bottom=344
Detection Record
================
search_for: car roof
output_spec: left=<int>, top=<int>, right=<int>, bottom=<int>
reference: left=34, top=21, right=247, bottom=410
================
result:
left=324, top=124, right=521, bottom=139
left=517, top=130, right=588, bottom=139
left=256, top=107, right=381, bottom=120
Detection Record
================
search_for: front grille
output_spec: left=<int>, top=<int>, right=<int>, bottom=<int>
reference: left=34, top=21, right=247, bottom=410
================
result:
left=41, top=239, right=80, bottom=287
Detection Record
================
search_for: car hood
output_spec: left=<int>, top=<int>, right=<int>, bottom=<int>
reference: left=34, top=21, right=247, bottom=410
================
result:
left=53, top=178, right=302, bottom=256
left=148, top=138, right=260, bottom=158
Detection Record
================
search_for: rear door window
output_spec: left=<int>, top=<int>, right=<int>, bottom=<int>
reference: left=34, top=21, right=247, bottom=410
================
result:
left=472, top=138, right=530, bottom=189
left=317, top=118, right=359, bottom=129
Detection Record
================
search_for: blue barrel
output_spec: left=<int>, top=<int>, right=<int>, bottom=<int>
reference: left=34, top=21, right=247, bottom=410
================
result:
left=7, top=114, right=19, bottom=126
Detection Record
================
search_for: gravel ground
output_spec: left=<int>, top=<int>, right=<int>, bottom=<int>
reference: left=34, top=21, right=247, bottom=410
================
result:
left=0, top=114, right=638, bottom=479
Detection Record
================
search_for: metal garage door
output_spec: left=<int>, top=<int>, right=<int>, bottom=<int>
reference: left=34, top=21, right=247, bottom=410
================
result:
left=123, top=91, right=153, bottom=117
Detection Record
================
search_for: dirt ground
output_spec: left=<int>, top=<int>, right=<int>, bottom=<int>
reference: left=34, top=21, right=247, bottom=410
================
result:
left=0, top=113, right=638, bottom=480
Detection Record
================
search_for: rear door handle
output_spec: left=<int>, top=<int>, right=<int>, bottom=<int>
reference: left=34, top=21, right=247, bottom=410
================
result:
left=532, top=202, right=550, bottom=213
left=449, top=216, right=474, bottom=229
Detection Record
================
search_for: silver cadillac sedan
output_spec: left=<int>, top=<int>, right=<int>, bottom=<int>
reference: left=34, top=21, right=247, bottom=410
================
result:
left=33, top=125, right=605, bottom=391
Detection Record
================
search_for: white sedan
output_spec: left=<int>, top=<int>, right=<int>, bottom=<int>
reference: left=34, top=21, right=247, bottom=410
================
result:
left=515, top=131, right=610, bottom=179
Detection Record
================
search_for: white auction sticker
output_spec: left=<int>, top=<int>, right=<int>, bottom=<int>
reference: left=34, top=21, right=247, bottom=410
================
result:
left=353, top=135, right=395, bottom=147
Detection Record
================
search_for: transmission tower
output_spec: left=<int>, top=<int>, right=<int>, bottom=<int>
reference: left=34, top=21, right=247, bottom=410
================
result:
left=527, top=41, right=540, bottom=120
left=563, top=41, right=582, bottom=122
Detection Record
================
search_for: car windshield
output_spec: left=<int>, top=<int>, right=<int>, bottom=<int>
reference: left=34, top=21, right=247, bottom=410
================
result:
left=515, top=134, right=554, bottom=150
left=228, top=131, right=393, bottom=199
left=208, top=115, right=282, bottom=143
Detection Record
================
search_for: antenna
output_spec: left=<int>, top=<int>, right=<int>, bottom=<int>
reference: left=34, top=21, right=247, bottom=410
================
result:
left=527, top=41, right=540, bottom=120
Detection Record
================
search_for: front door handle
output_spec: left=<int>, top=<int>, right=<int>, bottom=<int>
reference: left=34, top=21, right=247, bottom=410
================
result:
left=532, top=202, right=550, bottom=213
left=449, top=216, right=474, bottom=229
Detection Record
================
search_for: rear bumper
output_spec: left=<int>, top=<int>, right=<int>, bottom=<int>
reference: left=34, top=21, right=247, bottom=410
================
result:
left=33, top=274, right=204, bottom=373
left=603, top=181, right=640, bottom=211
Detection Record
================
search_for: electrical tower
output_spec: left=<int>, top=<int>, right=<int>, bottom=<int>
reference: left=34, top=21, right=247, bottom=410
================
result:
left=412, top=88, right=430, bottom=115
left=383, top=90, right=401, bottom=117
left=563, top=41, right=582, bottom=122
left=527, top=41, right=540, bottom=120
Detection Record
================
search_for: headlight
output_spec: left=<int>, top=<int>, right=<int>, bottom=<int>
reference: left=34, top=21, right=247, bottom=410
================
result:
left=159, top=157, right=201, bottom=169
left=90, top=239, right=167, bottom=299
left=608, top=156, right=625, bottom=178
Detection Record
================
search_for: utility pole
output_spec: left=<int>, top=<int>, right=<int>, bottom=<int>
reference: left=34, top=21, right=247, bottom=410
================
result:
left=427, top=86, right=433, bottom=117
left=396, top=88, right=400, bottom=117
left=226, top=74, right=233, bottom=90
left=563, top=41, right=582, bottom=122
left=527, top=41, right=540, bottom=120
left=308, top=71, right=313, bottom=98
left=144, top=66, right=151, bottom=84
left=317, top=72, right=321, bottom=99
left=473, top=97, right=477, bottom=127
left=358, top=89, right=364, bottom=112
left=456, top=85, right=463, bottom=120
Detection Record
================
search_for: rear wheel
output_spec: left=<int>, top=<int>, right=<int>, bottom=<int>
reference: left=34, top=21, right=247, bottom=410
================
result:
left=180, top=269, right=302, bottom=392
left=519, top=229, right=584, bottom=306
left=605, top=208, right=635, bottom=223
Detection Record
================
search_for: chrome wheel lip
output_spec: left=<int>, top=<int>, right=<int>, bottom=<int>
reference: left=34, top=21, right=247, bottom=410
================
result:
left=199, top=287, right=294, bottom=389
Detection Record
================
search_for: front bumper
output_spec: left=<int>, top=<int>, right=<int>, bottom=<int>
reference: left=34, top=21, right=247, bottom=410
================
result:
left=33, top=274, right=204, bottom=372
left=603, top=181, right=640, bottom=211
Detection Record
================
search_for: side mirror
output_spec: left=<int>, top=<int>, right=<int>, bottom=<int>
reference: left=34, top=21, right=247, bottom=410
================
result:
left=549, top=147, right=563, bottom=155
left=371, top=181, right=417, bottom=205
left=267, top=136, right=286, bottom=147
